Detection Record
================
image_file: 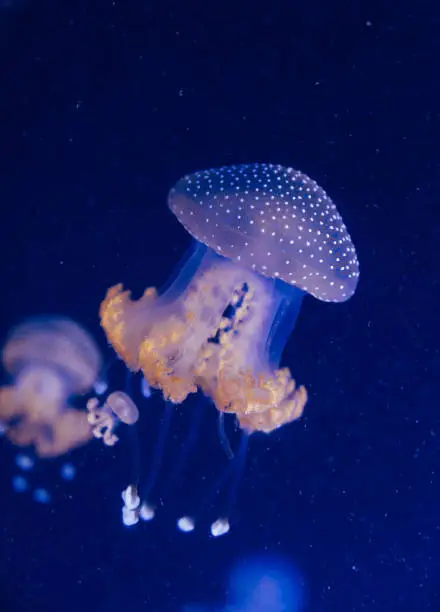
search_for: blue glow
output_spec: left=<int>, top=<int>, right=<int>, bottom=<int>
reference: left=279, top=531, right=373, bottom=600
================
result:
left=33, top=488, right=51, bottom=504
left=15, top=453, right=34, bottom=471
left=182, top=554, right=304, bottom=612
left=60, top=463, right=76, bottom=481
left=229, top=555, right=303, bottom=612
left=12, top=475, right=28, bottom=492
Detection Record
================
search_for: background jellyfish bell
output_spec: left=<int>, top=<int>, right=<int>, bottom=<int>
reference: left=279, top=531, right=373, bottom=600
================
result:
left=2, top=317, right=101, bottom=392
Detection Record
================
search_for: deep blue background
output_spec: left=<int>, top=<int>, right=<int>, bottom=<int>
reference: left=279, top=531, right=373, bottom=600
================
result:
left=1, top=1, right=439, bottom=611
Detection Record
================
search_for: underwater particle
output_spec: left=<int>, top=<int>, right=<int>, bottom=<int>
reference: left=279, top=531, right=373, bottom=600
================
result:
left=141, top=377, right=152, bottom=398
left=93, top=379, right=108, bottom=396
left=11, top=474, right=28, bottom=492
left=0, top=317, right=101, bottom=456
left=33, top=487, right=51, bottom=504
left=15, top=453, right=34, bottom=471
left=60, top=462, right=76, bottom=481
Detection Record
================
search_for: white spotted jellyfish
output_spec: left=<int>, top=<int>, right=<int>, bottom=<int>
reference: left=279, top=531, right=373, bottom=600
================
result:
left=99, top=163, right=359, bottom=535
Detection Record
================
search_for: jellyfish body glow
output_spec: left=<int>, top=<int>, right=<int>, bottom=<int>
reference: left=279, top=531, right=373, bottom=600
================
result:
left=0, top=317, right=101, bottom=457
left=182, top=553, right=305, bottom=612
left=227, top=555, right=304, bottom=612
left=100, top=164, right=359, bottom=434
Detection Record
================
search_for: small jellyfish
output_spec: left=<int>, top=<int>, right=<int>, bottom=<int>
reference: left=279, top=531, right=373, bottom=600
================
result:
left=0, top=317, right=101, bottom=457
left=107, top=391, right=139, bottom=425
left=87, top=390, right=139, bottom=446
left=100, top=164, right=359, bottom=433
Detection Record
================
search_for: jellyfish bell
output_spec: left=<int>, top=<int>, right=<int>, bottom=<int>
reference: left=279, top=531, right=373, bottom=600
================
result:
left=0, top=317, right=101, bottom=457
left=107, top=391, right=139, bottom=425
left=169, top=164, right=359, bottom=301
left=3, top=318, right=100, bottom=392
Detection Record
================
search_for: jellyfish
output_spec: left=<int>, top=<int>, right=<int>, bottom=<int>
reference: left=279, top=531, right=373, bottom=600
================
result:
left=0, top=317, right=101, bottom=457
left=0, top=312, right=150, bottom=509
left=98, top=163, right=359, bottom=533
left=100, top=164, right=359, bottom=428
left=87, top=390, right=139, bottom=446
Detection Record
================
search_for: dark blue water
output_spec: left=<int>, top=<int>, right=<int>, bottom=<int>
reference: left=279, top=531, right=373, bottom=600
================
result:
left=0, top=1, right=438, bottom=611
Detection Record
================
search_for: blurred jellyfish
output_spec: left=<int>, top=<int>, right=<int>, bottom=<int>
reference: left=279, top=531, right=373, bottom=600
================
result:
left=0, top=317, right=102, bottom=457
left=97, top=163, right=359, bottom=534
left=182, top=553, right=304, bottom=612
